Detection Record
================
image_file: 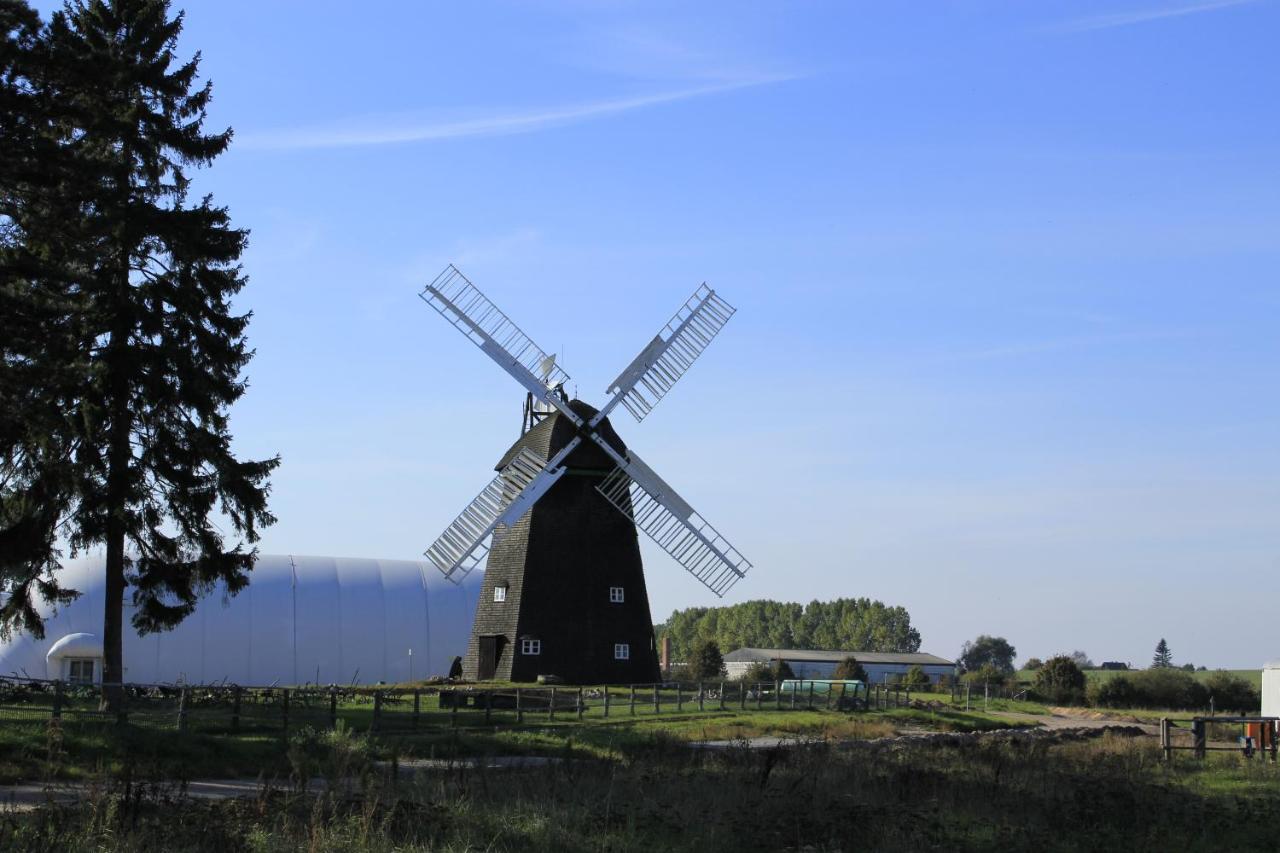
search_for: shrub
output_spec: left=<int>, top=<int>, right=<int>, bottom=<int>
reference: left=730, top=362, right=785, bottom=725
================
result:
left=1088, top=668, right=1217, bottom=710
left=688, top=639, right=726, bottom=680
left=901, top=665, right=930, bottom=688
left=1023, top=657, right=1044, bottom=671
left=1034, top=655, right=1086, bottom=705
left=738, top=659, right=795, bottom=683
left=1203, top=671, right=1259, bottom=714
left=833, top=656, right=869, bottom=682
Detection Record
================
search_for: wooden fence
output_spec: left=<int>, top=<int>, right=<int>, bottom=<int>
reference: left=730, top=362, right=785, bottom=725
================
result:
left=0, top=675, right=930, bottom=734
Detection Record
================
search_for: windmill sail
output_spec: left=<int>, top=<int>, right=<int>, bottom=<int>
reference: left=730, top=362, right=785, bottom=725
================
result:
left=421, top=265, right=582, bottom=426
left=425, top=442, right=579, bottom=581
left=594, top=447, right=751, bottom=597
left=599, top=284, right=735, bottom=425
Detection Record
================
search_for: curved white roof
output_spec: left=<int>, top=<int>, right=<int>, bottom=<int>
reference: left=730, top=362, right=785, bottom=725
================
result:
left=46, top=632, right=102, bottom=662
left=0, top=555, right=481, bottom=686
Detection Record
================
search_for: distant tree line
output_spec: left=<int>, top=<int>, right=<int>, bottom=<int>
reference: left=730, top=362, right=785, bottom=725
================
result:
left=656, top=598, right=921, bottom=663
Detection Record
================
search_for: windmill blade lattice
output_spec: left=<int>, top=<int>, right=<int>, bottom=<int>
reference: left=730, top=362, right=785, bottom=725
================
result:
left=595, top=451, right=751, bottom=597
left=424, top=446, right=571, bottom=581
left=603, top=284, right=736, bottom=424
left=421, top=265, right=581, bottom=425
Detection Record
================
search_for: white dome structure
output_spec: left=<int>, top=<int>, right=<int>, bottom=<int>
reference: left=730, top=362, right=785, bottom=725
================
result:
left=0, top=555, right=482, bottom=686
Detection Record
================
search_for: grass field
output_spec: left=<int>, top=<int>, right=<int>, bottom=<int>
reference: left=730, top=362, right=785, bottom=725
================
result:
left=7, top=729, right=1280, bottom=852
left=0, top=703, right=1026, bottom=786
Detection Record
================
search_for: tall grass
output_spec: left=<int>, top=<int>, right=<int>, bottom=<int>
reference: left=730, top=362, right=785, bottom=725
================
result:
left=6, top=730, right=1279, bottom=852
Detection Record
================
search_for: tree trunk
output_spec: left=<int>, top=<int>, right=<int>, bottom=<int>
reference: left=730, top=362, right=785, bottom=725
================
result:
left=100, top=259, right=131, bottom=713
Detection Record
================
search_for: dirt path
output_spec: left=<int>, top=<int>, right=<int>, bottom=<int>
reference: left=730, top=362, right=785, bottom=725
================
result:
left=992, top=709, right=1162, bottom=735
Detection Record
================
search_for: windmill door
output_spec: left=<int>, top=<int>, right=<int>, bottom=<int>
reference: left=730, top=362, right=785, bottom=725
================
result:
left=477, top=635, right=505, bottom=681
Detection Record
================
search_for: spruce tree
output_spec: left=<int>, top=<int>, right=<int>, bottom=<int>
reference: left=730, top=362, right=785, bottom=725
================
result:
left=0, top=0, right=277, bottom=709
left=1152, top=639, right=1172, bottom=669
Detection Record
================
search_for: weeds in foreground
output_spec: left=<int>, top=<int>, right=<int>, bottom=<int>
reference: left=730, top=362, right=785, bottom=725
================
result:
left=5, top=732, right=1280, bottom=852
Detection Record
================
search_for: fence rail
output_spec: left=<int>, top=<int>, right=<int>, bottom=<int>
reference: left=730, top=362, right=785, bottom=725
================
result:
left=0, top=675, right=940, bottom=735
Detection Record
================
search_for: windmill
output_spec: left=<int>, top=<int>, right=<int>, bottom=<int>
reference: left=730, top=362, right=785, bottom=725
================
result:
left=419, top=265, right=752, bottom=683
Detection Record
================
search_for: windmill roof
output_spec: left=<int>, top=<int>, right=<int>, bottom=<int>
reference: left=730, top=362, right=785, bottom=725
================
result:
left=495, top=399, right=626, bottom=472
left=724, top=648, right=955, bottom=667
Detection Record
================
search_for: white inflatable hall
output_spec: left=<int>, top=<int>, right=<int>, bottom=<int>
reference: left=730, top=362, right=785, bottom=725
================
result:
left=0, top=555, right=482, bottom=687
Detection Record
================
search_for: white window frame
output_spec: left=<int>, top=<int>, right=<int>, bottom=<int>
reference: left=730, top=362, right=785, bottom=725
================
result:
left=614, top=643, right=630, bottom=660
left=521, top=638, right=541, bottom=656
left=609, top=586, right=624, bottom=603
left=493, top=585, right=507, bottom=603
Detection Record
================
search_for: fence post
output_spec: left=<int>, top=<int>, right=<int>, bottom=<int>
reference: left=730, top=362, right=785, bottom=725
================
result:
left=281, top=688, right=290, bottom=734
left=719, top=681, right=725, bottom=711
left=550, top=687, right=557, bottom=721
left=676, top=683, right=683, bottom=711
left=232, top=686, right=242, bottom=731
left=629, top=685, right=636, bottom=716
left=775, top=681, right=781, bottom=710
left=486, top=690, right=493, bottom=724
left=756, top=682, right=763, bottom=711
left=577, top=687, right=584, bottom=721
left=825, top=683, right=832, bottom=711
left=413, top=689, right=421, bottom=730
left=698, top=682, right=704, bottom=712
left=1160, top=718, right=1171, bottom=762
left=52, top=680, right=63, bottom=721
left=653, top=684, right=660, bottom=714
left=740, top=681, right=746, bottom=711
left=604, top=687, right=610, bottom=718
left=791, top=682, right=797, bottom=710
left=177, top=687, right=188, bottom=731
left=1193, top=719, right=1206, bottom=759
left=516, top=688, right=524, bottom=724
left=451, top=691, right=458, bottom=728
left=372, top=691, right=382, bottom=733
left=329, top=687, right=338, bottom=730
left=807, top=682, right=814, bottom=711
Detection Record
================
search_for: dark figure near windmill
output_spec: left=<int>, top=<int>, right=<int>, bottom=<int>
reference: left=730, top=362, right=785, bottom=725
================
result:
left=419, top=266, right=752, bottom=685
left=447, top=656, right=463, bottom=680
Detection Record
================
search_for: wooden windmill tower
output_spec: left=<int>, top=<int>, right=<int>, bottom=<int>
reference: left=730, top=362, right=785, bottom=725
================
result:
left=419, top=266, right=751, bottom=683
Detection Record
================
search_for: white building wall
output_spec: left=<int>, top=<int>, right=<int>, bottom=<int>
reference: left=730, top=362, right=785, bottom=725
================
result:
left=1264, top=662, right=1280, bottom=719
left=0, top=554, right=481, bottom=686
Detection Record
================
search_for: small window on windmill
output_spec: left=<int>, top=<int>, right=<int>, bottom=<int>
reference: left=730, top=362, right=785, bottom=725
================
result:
left=493, top=584, right=508, bottom=603
left=614, top=643, right=630, bottom=660
left=521, top=638, right=541, bottom=655
left=609, top=586, right=624, bottom=603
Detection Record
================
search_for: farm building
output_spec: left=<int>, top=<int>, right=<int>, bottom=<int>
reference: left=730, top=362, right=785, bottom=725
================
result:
left=1265, top=661, right=1280, bottom=719
left=723, top=648, right=955, bottom=684
left=0, top=555, right=482, bottom=686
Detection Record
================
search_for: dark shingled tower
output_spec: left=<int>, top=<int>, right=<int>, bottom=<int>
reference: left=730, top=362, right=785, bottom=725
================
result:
left=462, top=399, right=661, bottom=683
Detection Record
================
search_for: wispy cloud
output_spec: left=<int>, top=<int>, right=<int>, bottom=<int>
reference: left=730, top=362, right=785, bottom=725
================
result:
left=1048, top=0, right=1259, bottom=33
left=238, top=76, right=795, bottom=152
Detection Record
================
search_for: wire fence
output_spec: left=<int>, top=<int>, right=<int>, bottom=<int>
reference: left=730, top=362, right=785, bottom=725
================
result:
left=0, top=675, right=942, bottom=735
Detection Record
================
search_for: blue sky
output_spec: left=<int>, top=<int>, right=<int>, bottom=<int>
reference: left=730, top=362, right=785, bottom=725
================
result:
left=45, top=1, right=1280, bottom=667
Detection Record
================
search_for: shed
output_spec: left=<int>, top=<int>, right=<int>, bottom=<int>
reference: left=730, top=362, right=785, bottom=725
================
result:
left=723, top=647, right=955, bottom=684
left=1264, top=661, right=1280, bottom=719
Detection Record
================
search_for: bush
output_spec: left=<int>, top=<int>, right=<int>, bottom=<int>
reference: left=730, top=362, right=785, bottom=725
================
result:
left=1023, top=658, right=1044, bottom=671
left=1087, top=668, right=1225, bottom=711
left=1034, top=656, right=1086, bottom=705
left=1203, top=671, right=1259, bottom=714
left=901, top=665, right=930, bottom=688
left=738, top=659, right=794, bottom=684
left=833, top=656, right=869, bottom=682
left=688, top=639, right=726, bottom=680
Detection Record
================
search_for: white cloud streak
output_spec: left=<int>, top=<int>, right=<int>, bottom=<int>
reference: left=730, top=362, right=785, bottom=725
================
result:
left=1048, top=0, right=1260, bottom=33
left=238, top=76, right=794, bottom=152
